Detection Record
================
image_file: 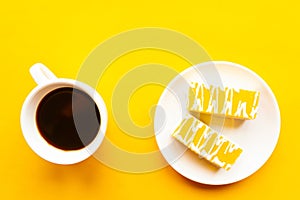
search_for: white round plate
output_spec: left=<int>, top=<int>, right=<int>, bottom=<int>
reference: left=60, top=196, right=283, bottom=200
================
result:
left=154, top=61, right=281, bottom=185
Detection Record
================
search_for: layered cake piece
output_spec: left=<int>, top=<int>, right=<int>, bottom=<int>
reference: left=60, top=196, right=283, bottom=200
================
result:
left=188, top=82, right=260, bottom=120
left=172, top=115, right=243, bottom=170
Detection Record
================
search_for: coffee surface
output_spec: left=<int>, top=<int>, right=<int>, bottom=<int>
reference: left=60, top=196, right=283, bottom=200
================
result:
left=36, top=87, right=101, bottom=150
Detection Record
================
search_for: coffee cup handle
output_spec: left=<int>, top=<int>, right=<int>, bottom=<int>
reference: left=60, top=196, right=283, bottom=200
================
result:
left=30, top=63, right=57, bottom=85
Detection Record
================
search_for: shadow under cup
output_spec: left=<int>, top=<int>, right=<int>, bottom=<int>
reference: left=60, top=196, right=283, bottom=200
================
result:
left=21, top=79, right=107, bottom=164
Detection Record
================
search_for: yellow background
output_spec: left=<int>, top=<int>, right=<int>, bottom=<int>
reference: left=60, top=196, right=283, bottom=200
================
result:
left=1, top=0, right=299, bottom=199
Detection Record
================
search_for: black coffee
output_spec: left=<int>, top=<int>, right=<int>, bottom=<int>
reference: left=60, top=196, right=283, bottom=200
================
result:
left=36, top=87, right=101, bottom=150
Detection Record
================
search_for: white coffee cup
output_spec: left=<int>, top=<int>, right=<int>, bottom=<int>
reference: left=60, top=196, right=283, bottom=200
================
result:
left=20, top=63, right=108, bottom=165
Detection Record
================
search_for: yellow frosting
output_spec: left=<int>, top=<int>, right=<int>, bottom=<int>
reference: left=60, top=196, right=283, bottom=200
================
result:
left=188, top=83, right=260, bottom=120
left=172, top=115, right=243, bottom=170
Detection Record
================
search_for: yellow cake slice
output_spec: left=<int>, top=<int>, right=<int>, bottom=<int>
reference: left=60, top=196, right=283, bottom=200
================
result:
left=172, top=115, right=243, bottom=170
left=188, top=82, right=260, bottom=120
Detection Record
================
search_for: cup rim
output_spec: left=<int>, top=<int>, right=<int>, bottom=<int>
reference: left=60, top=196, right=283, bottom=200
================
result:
left=20, top=78, right=108, bottom=165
